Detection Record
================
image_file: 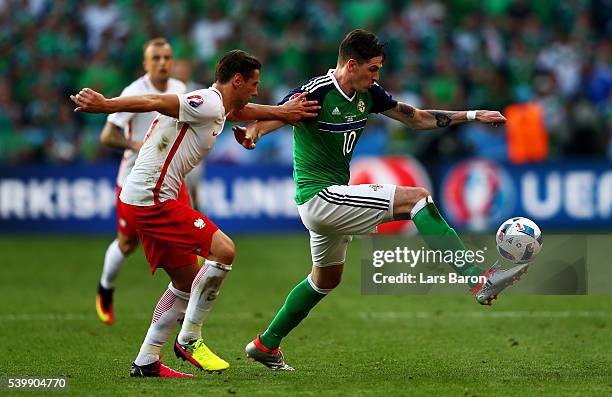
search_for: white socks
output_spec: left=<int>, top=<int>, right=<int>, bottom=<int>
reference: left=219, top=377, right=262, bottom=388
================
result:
left=177, top=260, right=231, bottom=345
left=134, top=260, right=231, bottom=365
left=100, top=239, right=127, bottom=289
left=134, top=283, right=190, bottom=366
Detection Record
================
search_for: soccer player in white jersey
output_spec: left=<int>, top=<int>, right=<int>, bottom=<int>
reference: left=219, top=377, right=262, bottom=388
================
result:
left=174, top=58, right=206, bottom=210
left=96, top=38, right=188, bottom=325
left=71, top=50, right=320, bottom=378
left=234, top=30, right=529, bottom=371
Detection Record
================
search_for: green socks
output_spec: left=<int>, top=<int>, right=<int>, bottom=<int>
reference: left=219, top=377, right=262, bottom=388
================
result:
left=260, top=278, right=326, bottom=350
left=411, top=197, right=484, bottom=287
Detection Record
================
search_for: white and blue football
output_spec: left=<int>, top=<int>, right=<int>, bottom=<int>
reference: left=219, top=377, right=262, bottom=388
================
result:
left=495, top=217, right=543, bottom=264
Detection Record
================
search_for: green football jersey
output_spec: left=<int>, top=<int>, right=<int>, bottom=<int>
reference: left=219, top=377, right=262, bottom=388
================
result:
left=280, top=71, right=397, bottom=204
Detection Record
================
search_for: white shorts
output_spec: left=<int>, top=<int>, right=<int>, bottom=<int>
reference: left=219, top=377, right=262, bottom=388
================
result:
left=297, top=184, right=396, bottom=267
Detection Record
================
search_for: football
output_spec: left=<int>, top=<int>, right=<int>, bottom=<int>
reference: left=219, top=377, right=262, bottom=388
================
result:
left=495, top=217, right=543, bottom=264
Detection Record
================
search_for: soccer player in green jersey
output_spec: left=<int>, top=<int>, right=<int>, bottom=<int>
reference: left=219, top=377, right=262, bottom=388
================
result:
left=233, top=30, right=529, bottom=370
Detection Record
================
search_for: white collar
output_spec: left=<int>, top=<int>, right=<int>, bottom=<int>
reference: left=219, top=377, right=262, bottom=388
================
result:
left=209, top=86, right=228, bottom=116
left=327, top=69, right=356, bottom=102
left=144, top=74, right=169, bottom=94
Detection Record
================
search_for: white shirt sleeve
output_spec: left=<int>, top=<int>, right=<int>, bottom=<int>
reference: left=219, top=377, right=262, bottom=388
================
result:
left=178, top=89, right=223, bottom=124
left=107, top=84, right=138, bottom=128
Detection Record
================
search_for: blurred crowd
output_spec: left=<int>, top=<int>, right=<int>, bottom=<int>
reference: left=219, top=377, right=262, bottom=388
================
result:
left=1, top=0, right=611, bottom=165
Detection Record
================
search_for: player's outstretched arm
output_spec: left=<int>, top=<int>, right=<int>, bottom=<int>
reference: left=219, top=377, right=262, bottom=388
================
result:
left=71, top=88, right=179, bottom=118
left=227, top=92, right=319, bottom=126
left=382, top=102, right=506, bottom=130
left=232, top=120, right=285, bottom=150
left=99, top=122, right=142, bottom=152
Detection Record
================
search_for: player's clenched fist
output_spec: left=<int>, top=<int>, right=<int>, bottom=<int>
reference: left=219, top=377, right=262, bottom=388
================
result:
left=475, top=110, right=506, bottom=126
left=70, top=88, right=108, bottom=113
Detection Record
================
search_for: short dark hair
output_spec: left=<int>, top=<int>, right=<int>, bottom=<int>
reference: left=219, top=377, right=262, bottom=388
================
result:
left=338, top=29, right=385, bottom=65
left=215, top=50, right=262, bottom=84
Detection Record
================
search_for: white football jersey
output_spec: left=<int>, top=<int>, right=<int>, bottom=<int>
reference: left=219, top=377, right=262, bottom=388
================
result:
left=120, top=87, right=226, bottom=206
left=107, top=74, right=186, bottom=187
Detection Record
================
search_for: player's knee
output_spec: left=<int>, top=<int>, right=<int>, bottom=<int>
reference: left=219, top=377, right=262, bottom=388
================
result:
left=216, top=238, right=236, bottom=265
left=208, top=230, right=236, bottom=265
left=321, top=274, right=342, bottom=290
left=398, top=186, right=430, bottom=206
left=173, top=278, right=193, bottom=293
left=312, top=267, right=343, bottom=290
left=412, top=186, right=430, bottom=202
left=118, top=237, right=138, bottom=255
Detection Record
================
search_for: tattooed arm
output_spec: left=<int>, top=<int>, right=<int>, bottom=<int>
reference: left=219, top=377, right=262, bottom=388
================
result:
left=382, top=102, right=506, bottom=130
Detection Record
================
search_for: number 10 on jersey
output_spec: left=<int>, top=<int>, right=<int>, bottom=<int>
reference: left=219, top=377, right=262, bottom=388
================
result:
left=343, top=131, right=357, bottom=155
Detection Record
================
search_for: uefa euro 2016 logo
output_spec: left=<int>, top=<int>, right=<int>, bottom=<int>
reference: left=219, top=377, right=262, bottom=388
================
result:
left=187, top=95, right=203, bottom=108
left=441, top=159, right=515, bottom=231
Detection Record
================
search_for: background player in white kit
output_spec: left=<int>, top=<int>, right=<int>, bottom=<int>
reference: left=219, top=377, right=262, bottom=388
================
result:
left=96, top=38, right=197, bottom=325
left=72, top=50, right=320, bottom=377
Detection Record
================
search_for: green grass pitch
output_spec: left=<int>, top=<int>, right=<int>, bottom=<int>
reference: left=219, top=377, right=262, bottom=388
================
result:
left=0, top=235, right=610, bottom=396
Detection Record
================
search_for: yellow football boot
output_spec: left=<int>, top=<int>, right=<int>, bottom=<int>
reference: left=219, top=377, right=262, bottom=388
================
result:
left=174, top=337, right=229, bottom=372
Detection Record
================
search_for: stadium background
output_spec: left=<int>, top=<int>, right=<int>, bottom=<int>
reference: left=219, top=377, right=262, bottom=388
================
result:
left=1, top=1, right=611, bottom=396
